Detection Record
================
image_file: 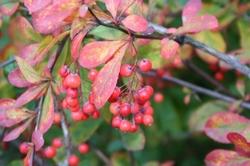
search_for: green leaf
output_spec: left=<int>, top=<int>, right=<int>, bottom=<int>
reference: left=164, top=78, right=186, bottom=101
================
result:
left=70, top=118, right=102, bottom=144
left=111, top=152, right=131, bottom=166
left=15, top=56, right=43, bottom=84
left=9, top=160, right=22, bottom=166
left=121, top=129, right=145, bottom=151
left=143, top=161, right=160, bottom=166
left=89, top=26, right=124, bottom=40
left=189, top=101, right=228, bottom=132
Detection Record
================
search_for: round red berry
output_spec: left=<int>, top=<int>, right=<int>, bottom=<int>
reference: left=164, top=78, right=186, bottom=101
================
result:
left=78, top=143, right=90, bottom=154
left=59, top=65, right=69, bottom=78
left=143, top=115, right=154, bottom=126
left=154, top=92, right=164, bottom=103
left=52, top=138, right=63, bottom=148
left=82, top=102, right=96, bottom=115
left=66, top=88, right=78, bottom=98
left=71, top=111, right=83, bottom=122
left=88, top=69, right=98, bottom=82
left=119, top=120, right=131, bottom=132
left=138, top=59, right=152, bottom=72
left=68, top=154, right=79, bottom=166
left=144, top=106, right=154, bottom=115
left=92, top=110, right=100, bottom=119
left=44, top=146, right=57, bottom=158
left=108, top=87, right=121, bottom=102
left=134, top=113, right=143, bottom=124
left=82, top=112, right=89, bottom=120
left=54, top=112, right=61, bottom=124
left=130, top=124, right=138, bottom=133
left=19, top=142, right=29, bottom=154
left=214, top=72, right=224, bottom=81
left=64, top=73, right=81, bottom=89
left=111, top=116, right=122, bottom=128
left=109, top=102, right=120, bottom=115
left=120, top=64, right=133, bottom=77
left=66, top=97, right=79, bottom=107
left=131, top=103, right=140, bottom=114
left=120, top=103, right=131, bottom=117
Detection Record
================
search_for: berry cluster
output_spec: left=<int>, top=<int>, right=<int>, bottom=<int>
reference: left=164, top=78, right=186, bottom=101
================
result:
left=59, top=66, right=99, bottom=122
left=108, top=59, right=155, bottom=132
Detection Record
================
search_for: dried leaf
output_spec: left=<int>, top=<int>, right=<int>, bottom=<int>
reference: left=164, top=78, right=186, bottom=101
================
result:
left=78, top=40, right=125, bottom=69
left=15, top=56, right=43, bottom=84
left=160, top=38, right=180, bottom=59
left=32, top=130, right=44, bottom=151
left=122, top=15, right=148, bottom=33
left=92, top=43, right=128, bottom=109
left=39, top=87, right=54, bottom=134
left=3, top=118, right=33, bottom=142
left=205, top=149, right=250, bottom=166
left=104, top=0, right=121, bottom=19
left=24, top=0, right=52, bottom=14
left=204, top=112, right=250, bottom=143
left=15, top=83, right=48, bottom=108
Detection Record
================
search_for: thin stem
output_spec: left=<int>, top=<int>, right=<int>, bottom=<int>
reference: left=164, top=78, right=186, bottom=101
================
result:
left=34, top=96, right=44, bottom=131
left=0, top=58, right=15, bottom=69
left=142, top=70, right=250, bottom=110
left=93, top=147, right=112, bottom=166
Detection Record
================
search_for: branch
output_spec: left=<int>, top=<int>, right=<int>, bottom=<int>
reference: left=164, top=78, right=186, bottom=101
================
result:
left=0, top=58, right=15, bottom=69
left=142, top=70, right=250, bottom=110
left=93, top=147, right=112, bottom=166
left=88, top=9, right=250, bottom=79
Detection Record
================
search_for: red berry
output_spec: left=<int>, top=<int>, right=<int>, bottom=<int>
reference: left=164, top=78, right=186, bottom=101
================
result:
left=52, top=138, right=63, bottom=148
left=66, top=97, right=79, bottom=107
left=154, top=92, right=164, bottom=103
left=143, top=115, right=154, bottom=126
left=131, top=103, right=140, bottom=114
left=68, top=154, right=79, bottom=166
left=144, top=106, right=154, bottom=115
left=82, top=102, right=96, bottom=115
left=120, top=103, right=131, bottom=117
left=88, top=69, right=98, bottom=82
left=144, top=85, right=154, bottom=96
left=82, top=113, right=89, bottom=120
left=59, top=65, right=69, bottom=78
left=78, top=143, right=90, bottom=154
left=137, top=89, right=151, bottom=103
left=130, top=124, right=138, bottom=133
left=119, top=120, right=131, bottom=132
left=92, top=110, right=100, bottom=119
left=111, top=116, right=122, bottom=128
left=62, top=99, right=68, bottom=109
left=70, top=105, right=80, bottom=112
left=44, top=146, right=57, bottom=158
left=54, top=112, right=61, bottom=124
left=120, top=64, right=133, bottom=77
left=109, top=102, right=120, bottom=115
left=71, top=111, right=83, bottom=121
left=64, top=73, right=81, bottom=89
left=88, top=92, right=95, bottom=104
left=134, top=113, right=143, bottom=124
left=138, top=59, right=152, bottom=72
left=215, top=72, right=224, bottom=81
left=66, top=88, right=78, bottom=98
left=108, top=87, right=121, bottom=102
left=19, top=142, right=29, bottom=154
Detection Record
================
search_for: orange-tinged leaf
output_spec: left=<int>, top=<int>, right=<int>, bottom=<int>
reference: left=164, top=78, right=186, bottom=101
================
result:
left=122, top=15, right=148, bottom=33
left=32, top=130, right=44, bottom=151
left=24, top=0, right=52, bottom=14
left=71, top=31, right=87, bottom=61
left=3, top=118, right=33, bottom=142
left=15, top=83, right=48, bottom=108
left=15, top=56, right=43, bottom=84
left=204, top=112, right=250, bottom=143
left=104, top=0, right=121, bottom=19
left=0, top=98, right=15, bottom=111
left=8, top=69, right=32, bottom=88
left=39, top=87, right=54, bottom=134
left=92, top=43, right=128, bottom=109
left=205, top=149, right=250, bottom=166
left=160, top=38, right=180, bottom=59
left=227, top=132, right=250, bottom=157
left=78, top=40, right=125, bottom=69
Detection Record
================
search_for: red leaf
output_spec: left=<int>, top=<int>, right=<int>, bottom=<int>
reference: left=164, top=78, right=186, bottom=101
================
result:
left=32, top=130, right=44, bottom=151
left=39, top=87, right=54, bottom=134
left=104, top=0, right=121, bottom=19
left=227, top=132, right=250, bottom=157
left=182, top=0, right=202, bottom=23
left=0, top=99, right=15, bottom=111
left=19, top=44, right=40, bottom=65
left=31, top=0, right=79, bottom=34
left=179, top=15, right=219, bottom=34
left=24, top=0, right=52, bottom=14
left=204, top=112, right=250, bottom=143
left=92, top=43, right=128, bottom=109
left=3, top=118, right=33, bottom=142
left=8, top=69, right=32, bottom=88
left=160, top=38, right=180, bottom=59
left=71, top=31, right=87, bottom=61
left=78, top=40, right=125, bottom=69
left=205, top=149, right=250, bottom=166
left=122, top=15, right=148, bottom=33
left=15, top=83, right=48, bottom=108
left=24, top=144, right=34, bottom=166
left=0, top=2, right=19, bottom=16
